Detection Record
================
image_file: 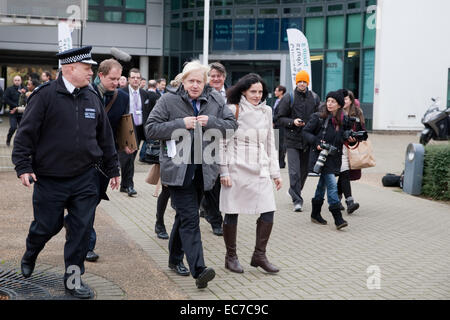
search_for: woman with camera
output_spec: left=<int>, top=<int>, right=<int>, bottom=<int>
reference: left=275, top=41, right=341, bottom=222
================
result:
left=337, top=89, right=366, bottom=214
left=302, top=90, right=356, bottom=230
left=220, top=73, right=282, bottom=273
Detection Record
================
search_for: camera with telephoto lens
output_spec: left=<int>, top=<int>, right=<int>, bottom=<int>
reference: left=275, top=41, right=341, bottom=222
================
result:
left=343, top=130, right=368, bottom=142
left=313, top=142, right=338, bottom=174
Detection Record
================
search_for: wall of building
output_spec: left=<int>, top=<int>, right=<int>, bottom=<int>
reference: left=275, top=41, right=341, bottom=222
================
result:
left=0, top=0, right=163, bottom=57
left=373, top=0, right=450, bottom=130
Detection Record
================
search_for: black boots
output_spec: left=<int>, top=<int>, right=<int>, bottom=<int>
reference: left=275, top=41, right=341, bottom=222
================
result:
left=250, top=219, right=279, bottom=273
left=329, top=204, right=348, bottom=230
left=223, top=223, right=244, bottom=273
left=311, top=198, right=327, bottom=225
left=345, top=197, right=360, bottom=214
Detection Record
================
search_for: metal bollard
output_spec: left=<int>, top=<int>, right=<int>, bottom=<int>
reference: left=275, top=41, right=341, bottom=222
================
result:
left=403, top=143, right=425, bottom=195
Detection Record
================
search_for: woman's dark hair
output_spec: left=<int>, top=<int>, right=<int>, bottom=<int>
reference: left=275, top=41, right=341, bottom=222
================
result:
left=346, top=90, right=365, bottom=126
left=226, top=73, right=268, bottom=105
left=320, top=95, right=344, bottom=129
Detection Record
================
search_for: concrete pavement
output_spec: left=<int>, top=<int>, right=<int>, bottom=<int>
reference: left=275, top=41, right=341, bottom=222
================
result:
left=1, top=115, right=449, bottom=299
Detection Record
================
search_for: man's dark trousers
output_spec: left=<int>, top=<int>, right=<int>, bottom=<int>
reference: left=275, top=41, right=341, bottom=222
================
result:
left=201, top=176, right=223, bottom=228
left=24, top=168, right=99, bottom=275
left=287, top=148, right=310, bottom=206
left=119, top=124, right=144, bottom=189
left=7, top=113, right=22, bottom=143
left=168, top=165, right=206, bottom=278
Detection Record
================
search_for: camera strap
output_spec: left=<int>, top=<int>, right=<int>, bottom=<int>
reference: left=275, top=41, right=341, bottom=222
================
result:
left=320, top=115, right=331, bottom=141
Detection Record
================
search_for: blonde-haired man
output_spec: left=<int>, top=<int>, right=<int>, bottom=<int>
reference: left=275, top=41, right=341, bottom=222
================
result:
left=145, top=60, right=237, bottom=289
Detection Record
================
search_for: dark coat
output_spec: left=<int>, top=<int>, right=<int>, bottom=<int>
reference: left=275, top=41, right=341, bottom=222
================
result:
left=145, top=90, right=160, bottom=124
left=4, top=85, right=23, bottom=109
left=93, top=84, right=129, bottom=146
left=275, top=88, right=320, bottom=149
left=12, top=76, right=119, bottom=179
left=302, top=113, right=350, bottom=175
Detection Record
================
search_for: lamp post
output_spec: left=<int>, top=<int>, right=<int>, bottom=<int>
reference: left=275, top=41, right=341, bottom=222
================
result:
left=202, top=0, right=210, bottom=65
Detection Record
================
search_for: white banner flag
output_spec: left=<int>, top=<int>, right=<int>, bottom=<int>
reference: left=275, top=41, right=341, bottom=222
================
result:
left=287, top=28, right=312, bottom=91
left=58, top=22, right=73, bottom=68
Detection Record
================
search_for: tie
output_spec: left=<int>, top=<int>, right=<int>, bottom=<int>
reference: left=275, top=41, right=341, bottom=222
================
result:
left=133, top=91, right=141, bottom=125
left=192, top=99, right=198, bottom=116
left=73, top=88, right=80, bottom=95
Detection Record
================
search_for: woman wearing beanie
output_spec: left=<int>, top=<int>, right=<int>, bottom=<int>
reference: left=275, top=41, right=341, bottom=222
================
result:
left=337, top=89, right=366, bottom=214
left=302, top=90, right=356, bottom=230
left=220, top=73, right=282, bottom=273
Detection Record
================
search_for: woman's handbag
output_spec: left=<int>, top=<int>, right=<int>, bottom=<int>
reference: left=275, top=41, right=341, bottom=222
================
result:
left=347, top=140, right=376, bottom=169
left=145, top=164, right=160, bottom=185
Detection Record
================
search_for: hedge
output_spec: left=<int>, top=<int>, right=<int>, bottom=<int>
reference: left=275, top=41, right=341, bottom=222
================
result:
left=422, top=144, right=450, bottom=201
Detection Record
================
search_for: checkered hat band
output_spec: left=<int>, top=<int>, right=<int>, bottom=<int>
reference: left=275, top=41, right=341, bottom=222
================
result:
left=60, top=53, right=91, bottom=64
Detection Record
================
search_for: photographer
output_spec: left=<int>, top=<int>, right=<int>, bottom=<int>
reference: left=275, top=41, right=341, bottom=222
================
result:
left=302, top=91, right=356, bottom=230
left=337, top=89, right=366, bottom=214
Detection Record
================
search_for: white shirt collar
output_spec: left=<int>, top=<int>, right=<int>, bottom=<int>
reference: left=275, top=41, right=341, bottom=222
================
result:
left=129, top=85, right=139, bottom=95
left=62, top=76, right=77, bottom=94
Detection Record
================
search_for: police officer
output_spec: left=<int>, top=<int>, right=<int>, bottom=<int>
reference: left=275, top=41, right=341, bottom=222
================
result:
left=12, top=46, right=120, bottom=299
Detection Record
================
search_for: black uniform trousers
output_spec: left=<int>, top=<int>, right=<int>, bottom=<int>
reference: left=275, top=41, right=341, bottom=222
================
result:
left=168, top=165, right=206, bottom=278
left=24, top=168, right=99, bottom=275
left=119, top=124, right=145, bottom=189
left=200, top=176, right=223, bottom=228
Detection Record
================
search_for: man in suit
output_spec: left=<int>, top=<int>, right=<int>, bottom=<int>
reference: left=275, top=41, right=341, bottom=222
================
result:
left=119, top=68, right=150, bottom=196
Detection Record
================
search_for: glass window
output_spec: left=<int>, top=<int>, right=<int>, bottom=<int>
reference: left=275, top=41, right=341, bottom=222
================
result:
left=305, top=17, right=324, bottom=49
left=280, top=17, right=302, bottom=50
left=257, top=18, right=279, bottom=50
left=363, top=11, right=376, bottom=47
left=347, top=13, right=362, bottom=48
left=306, top=6, right=323, bottom=13
left=89, top=0, right=100, bottom=5
left=182, top=0, right=196, bottom=8
left=328, top=4, right=343, bottom=11
left=104, top=11, right=122, bottom=22
left=235, top=0, right=256, bottom=4
left=213, top=0, right=233, bottom=6
left=233, top=19, right=255, bottom=50
left=88, top=9, right=99, bottom=21
left=282, top=0, right=302, bottom=3
left=258, top=0, right=280, bottom=4
left=344, top=50, right=360, bottom=97
left=104, top=0, right=122, bottom=6
left=236, top=8, right=254, bottom=15
left=126, top=11, right=145, bottom=23
left=170, top=22, right=181, bottom=51
left=215, top=9, right=231, bottom=16
left=194, top=20, right=204, bottom=51
left=213, top=19, right=232, bottom=50
left=181, top=21, right=195, bottom=51
left=348, top=2, right=361, bottom=9
left=283, top=7, right=302, bottom=15
left=327, top=15, right=344, bottom=49
left=259, top=8, right=278, bottom=15
left=172, top=0, right=181, bottom=10
left=361, top=49, right=375, bottom=103
left=126, top=0, right=145, bottom=9
left=311, top=54, right=324, bottom=98
left=325, top=51, right=343, bottom=93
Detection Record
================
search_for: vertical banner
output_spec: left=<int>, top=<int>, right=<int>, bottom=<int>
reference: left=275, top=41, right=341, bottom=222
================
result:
left=58, top=22, right=73, bottom=67
left=287, top=28, right=312, bottom=91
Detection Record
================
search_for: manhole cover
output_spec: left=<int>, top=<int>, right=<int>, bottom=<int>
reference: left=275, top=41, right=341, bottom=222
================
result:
left=0, top=265, right=94, bottom=300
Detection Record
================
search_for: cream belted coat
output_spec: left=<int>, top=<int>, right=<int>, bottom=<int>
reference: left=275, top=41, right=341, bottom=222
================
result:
left=219, top=96, right=280, bottom=214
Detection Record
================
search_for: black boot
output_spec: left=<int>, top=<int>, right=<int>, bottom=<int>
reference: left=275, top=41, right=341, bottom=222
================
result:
left=329, top=204, right=348, bottom=230
left=345, top=197, right=360, bottom=214
left=311, top=198, right=327, bottom=225
left=223, top=223, right=244, bottom=273
left=250, top=219, right=279, bottom=273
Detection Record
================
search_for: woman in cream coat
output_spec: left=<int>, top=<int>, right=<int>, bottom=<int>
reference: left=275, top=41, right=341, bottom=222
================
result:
left=219, top=73, right=282, bottom=274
